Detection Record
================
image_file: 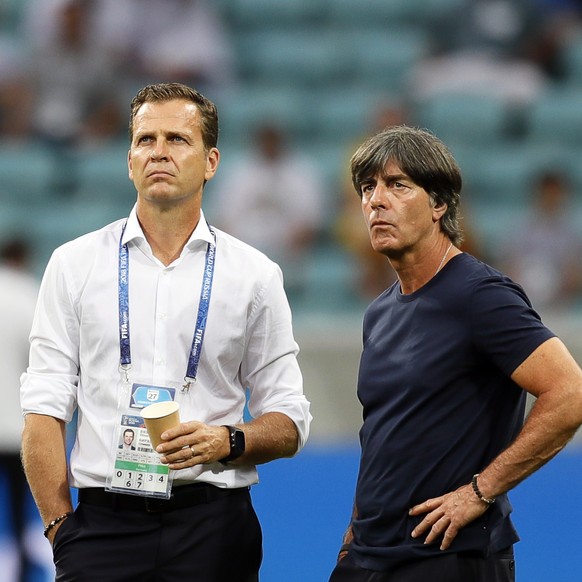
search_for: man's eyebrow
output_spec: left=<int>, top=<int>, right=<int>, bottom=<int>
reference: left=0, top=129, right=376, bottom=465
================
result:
left=380, top=172, right=409, bottom=183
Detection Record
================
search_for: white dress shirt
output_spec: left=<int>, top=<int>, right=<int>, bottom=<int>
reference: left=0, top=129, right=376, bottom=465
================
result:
left=21, top=207, right=311, bottom=489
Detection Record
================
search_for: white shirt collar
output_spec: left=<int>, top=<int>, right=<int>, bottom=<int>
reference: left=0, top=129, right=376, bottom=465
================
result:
left=121, top=205, right=215, bottom=251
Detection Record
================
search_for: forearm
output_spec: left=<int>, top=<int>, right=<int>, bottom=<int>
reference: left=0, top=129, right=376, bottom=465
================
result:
left=237, top=411, right=299, bottom=465
left=409, top=338, right=582, bottom=551
left=158, top=411, right=300, bottom=469
left=477, top=384, right=582, bottom=500
left=342, top=525, right=354, bottom=546
left=21, top=414, right=73, bottom=525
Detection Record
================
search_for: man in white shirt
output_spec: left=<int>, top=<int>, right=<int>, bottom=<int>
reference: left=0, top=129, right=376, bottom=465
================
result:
left=20, top=82, right=311, bottom=581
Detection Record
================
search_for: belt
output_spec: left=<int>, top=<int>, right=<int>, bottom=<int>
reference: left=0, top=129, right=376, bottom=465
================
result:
left=78, top=483, right=247, bottom=513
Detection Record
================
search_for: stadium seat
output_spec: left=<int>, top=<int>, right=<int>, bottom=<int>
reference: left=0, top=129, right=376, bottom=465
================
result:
left=558, top=33, right=582, bottom=87
left=75, top=140, right=135, bottom=203
left=562, top=145, right=582, bottom=192
left=0, top=141, right=54, bottom=203
left=527, top=88, right=582, bottom=146
left=461, top=144, right=549, bottom=206
left=236, top=30, right=343, bottom=88
left=414, top=92, right=510, bottom=146
left=228, top=0, right=325, bottom=29
left=328, top=0, right=429, bottom=25
left=311, top=89, right=389, bottom=144
left=469, top=203, right=524, bottom=260
left=295, top=243, right=361, bottom=313
left=338, top=28, right=429, bottom=92
left=30, top=197, right=129, bottom=274
left=217, top=85, right=314, bottom=145
left=0, top=202, right=29, bottom=240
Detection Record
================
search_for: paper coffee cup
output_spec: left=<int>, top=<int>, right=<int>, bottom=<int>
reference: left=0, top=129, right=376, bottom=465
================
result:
left=141, top=401, right=181, bottom=449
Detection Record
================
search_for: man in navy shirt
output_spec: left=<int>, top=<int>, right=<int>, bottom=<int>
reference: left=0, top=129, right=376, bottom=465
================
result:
left=329, top=126, right=582, bottom=582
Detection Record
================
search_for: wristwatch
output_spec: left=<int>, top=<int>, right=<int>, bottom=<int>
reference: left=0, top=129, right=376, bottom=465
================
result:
left=220, top=425, right=245, bottom=464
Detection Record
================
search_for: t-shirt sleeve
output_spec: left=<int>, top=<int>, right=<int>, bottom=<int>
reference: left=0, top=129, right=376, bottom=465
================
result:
left=468, top=276, right=555, bottom=376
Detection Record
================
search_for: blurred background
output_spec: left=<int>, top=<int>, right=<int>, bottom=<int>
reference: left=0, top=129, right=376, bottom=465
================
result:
left=1, top=0, right=582, bottom=580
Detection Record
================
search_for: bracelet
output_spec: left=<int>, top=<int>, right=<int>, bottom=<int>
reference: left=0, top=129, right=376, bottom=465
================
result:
left=471, top=474, right=495, bottom=505
left=43, top=512, right=73, bottom=538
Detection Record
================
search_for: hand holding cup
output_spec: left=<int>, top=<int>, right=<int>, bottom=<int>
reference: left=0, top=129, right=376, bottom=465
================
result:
left=141, top=401, right=181, bottom=449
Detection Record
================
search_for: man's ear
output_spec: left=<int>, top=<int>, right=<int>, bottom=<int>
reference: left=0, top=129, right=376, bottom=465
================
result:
left=205, top=148, right=220, bottom=182
left=430, top=197, right=447, bottom=222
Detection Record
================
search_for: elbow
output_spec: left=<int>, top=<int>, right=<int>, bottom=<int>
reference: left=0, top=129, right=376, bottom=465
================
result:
left=284, top=430, right=300, bottom=459
left=571, top=389, right=582, bottom=430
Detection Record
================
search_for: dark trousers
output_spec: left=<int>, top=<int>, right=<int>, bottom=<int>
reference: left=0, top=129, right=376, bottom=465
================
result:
left=53, top=486, right=262, bottom=582
left=329, top=547, right=515, bottom=582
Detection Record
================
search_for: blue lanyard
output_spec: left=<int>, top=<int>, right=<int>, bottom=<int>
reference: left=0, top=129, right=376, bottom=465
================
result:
left=118, top=221, right=216, bottom=392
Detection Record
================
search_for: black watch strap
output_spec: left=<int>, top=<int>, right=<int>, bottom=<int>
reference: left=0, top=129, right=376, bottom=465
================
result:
left=219, top=425, right=245, bottom=464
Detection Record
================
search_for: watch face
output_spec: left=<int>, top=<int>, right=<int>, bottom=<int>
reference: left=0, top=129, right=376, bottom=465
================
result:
left=220, top=425, right=245, bottom=464
left=232, top=427, right=245, bottom=454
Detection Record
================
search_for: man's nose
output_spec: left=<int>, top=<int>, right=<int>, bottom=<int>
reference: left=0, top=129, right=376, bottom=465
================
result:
left=150, top=140, right=169, bottom=160
left=369, top=186, right=387, bottom=209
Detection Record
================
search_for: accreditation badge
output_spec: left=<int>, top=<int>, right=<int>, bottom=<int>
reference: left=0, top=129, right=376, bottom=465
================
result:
left=106, top=380, right=180, bottom=499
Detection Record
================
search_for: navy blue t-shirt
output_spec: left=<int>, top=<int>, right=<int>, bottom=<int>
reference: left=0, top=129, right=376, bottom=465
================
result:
left=351, top=253, right=555, bottom=571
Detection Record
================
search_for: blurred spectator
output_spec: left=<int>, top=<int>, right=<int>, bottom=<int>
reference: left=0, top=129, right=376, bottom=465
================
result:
left=20, top=0, right=126, bottom=195
left=22, top=0, right=125, bottom=146
left=501, top=170, right=582, bottom=311
left=0, top=239, right=39, bottom=581
left=525, top=0, right=582, bottom=79
left=407, top=52, right=546, bottom=107
left=431, top=0, right=542, bottom=58
left=0, top=9, right=33, bottom=138
left=407, top=0, right=548, bottom=106
left=210, top=123, right=326, bottom=298
left=95, top=0, right=235, bottom=100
